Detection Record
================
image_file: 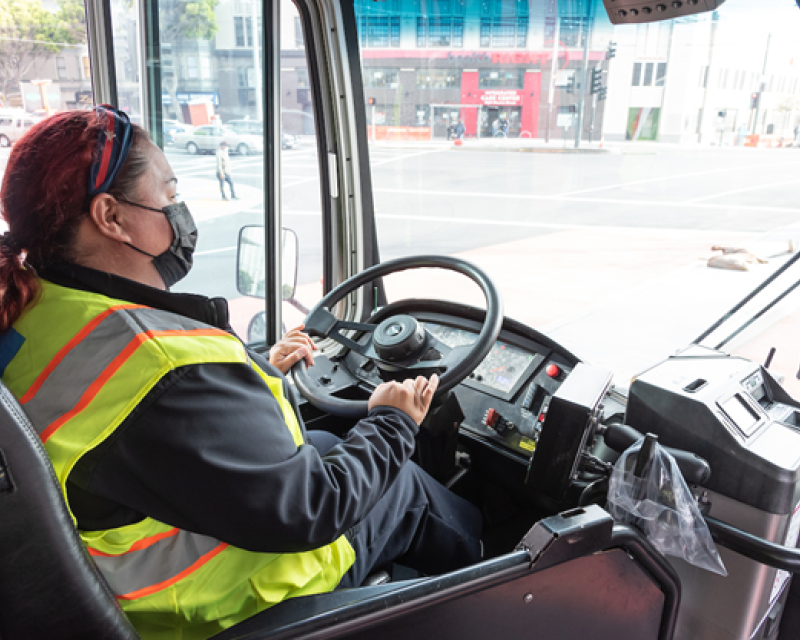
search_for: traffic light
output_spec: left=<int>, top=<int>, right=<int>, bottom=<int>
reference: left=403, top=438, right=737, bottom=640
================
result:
left=597, top=87, right=607, bottom=101
left=368, top=97, right=376, bottom=106
left=590, top=68, right=603, bottom=95
left=566, top=74, right=576, bottom=94
left=607, top=41, right=617, bottom=60
left=750, top=92, right=760, bottom=109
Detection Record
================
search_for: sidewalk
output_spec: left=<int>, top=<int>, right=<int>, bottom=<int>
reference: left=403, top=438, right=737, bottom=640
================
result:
left=368, top=136, right=613, bottom=153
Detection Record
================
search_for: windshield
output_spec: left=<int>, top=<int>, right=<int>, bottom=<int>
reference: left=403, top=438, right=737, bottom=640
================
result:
left=355, top=0, right=800, bottom=397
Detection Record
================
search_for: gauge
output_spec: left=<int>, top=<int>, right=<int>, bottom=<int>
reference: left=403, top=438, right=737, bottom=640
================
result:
left=473, top=341, right=535, bottom=394
left=424, top=323, right=477, bottom=349
left=424, top=323, right=535, bottom=395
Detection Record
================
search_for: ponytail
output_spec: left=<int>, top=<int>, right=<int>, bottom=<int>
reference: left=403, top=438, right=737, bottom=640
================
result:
left=0, top=237, right=39, bottom=333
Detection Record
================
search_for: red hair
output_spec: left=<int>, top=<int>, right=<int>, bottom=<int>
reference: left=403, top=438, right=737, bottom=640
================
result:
left=0, top=110, right=150, bottom=332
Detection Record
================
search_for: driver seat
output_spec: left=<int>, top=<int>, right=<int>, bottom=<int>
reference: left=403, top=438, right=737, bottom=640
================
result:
left=0, top=380, right=416, bottom=639
left=0, top=380, right=139, bottom=638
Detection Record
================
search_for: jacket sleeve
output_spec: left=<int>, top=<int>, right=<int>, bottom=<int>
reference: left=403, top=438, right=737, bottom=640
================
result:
left=69, top=361, right=420, bottom=553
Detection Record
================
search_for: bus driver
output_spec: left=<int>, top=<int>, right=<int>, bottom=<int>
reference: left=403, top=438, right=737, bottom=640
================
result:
left=0, top=106, right=482, bottom=639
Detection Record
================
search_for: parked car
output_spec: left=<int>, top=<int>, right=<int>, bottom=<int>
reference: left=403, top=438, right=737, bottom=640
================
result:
left=162, top=119, right=193, bottom=145
left=172, top=125, right=263, bottom=156
left=0, top=110, right=37, bottom=147
left=227, top=119, right=299, bottom=150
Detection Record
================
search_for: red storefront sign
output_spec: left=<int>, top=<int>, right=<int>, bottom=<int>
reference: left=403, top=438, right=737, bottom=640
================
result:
left=461, top=71, right=541, bottom=138
left=480, top=90, right=522, bottom=106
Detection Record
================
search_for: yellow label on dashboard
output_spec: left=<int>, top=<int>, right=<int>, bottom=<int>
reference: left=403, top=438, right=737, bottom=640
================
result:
left=518, top=437, right=535, bottom=453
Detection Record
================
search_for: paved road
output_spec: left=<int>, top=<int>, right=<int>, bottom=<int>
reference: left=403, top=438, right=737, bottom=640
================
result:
left=2, top=143, right=799, bottom=381
left=160, top=142, right=800, bottom=297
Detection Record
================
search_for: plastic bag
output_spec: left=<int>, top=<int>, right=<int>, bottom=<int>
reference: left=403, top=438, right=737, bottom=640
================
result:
left=606, top=438, right=727, bottom=576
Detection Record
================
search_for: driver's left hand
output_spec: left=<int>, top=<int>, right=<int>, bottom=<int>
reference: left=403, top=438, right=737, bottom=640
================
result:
left=269, top=325, right=317, bottom=374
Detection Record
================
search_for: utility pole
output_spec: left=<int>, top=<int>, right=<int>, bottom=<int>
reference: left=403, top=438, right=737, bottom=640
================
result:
left=545, top=17, right=560, bottom=144
left=574, top=0, right=595, bottom=149
left=698, top=11, right=719, bottom=143
left=753, top=33, right=771, bottom=135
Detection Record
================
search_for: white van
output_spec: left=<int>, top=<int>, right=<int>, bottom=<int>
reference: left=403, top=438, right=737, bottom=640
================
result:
left=0, top=111, right=37, bottom=147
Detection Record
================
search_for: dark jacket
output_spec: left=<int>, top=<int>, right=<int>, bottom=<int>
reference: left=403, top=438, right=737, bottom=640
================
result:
left=36, top=261, right=419, bottom=554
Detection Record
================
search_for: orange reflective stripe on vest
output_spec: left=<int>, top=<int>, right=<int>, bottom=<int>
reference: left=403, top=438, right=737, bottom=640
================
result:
left=89, top=528, right=229, bottom=600
left=18, top=306, right=231, bottom=443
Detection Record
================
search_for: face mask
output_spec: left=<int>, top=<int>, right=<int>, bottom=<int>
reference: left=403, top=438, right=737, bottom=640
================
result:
left=117, top=200, right=198, bottom=288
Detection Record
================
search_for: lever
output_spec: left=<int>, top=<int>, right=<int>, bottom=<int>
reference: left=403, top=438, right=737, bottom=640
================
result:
left=765, top=347, right=776, bottom=369
left=634, top=433, right=658, bottom=479
left=604, top=423, right=711, bottom=486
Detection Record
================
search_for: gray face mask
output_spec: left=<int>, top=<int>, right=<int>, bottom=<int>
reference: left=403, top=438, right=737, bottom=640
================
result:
left=118, top=199, right=198, bottom=288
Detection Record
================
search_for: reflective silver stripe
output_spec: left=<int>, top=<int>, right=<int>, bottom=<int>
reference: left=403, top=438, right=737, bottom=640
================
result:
left=23, top=307, right=213, bottom=435
left=91, top=529, right=223, bottom=597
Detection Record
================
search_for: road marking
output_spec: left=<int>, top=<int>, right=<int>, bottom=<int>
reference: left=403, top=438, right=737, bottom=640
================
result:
left=369, top=212, right=751, bottom=236
left=683, top=178, right=800, bottom=203
left=559, top=160, right=800, bottom=197
left=372, top=187, right=800, bottom=215
left=370, top=149, right=445, bottom=166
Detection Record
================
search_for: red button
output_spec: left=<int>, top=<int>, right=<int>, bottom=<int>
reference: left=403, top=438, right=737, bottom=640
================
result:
left=538, top=412, right=547, bottom=423
left=546, top=364, right=561, bottom=378
left=485, top=408, right=499, bottom=428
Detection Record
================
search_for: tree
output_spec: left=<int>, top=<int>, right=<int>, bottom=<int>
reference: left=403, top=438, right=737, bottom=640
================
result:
left=0, top=0, right=86, bottom=103
left=159, top=0, right=219, bottom=122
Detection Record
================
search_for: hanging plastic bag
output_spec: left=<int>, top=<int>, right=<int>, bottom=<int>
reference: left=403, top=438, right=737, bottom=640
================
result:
left=607, top=437, right=727, bottom=576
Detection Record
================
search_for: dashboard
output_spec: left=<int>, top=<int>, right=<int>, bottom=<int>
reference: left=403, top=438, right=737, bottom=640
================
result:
left=331, top=305, right=581, bottom=463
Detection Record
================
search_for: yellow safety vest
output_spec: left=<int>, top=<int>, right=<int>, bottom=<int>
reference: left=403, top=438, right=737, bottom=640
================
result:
left=1, top=280, right=354, bottom=640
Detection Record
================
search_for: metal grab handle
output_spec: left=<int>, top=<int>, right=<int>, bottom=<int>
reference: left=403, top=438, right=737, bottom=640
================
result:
left=706, top=517, right=800, bottom=573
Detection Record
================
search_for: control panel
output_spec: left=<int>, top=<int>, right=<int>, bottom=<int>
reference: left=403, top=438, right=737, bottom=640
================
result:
left=455, top=351, right=573, bottom=460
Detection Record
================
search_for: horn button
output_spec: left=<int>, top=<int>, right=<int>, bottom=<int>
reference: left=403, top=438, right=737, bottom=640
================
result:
left=373, top=315, right=426, bottom=362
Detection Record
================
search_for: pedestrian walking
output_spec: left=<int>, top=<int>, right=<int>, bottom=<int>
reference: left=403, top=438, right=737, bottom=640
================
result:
left=217, top=141, right=238, bottom=200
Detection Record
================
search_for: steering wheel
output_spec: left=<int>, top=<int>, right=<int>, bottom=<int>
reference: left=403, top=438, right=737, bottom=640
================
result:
left=292, top=255, right=504, bottom=419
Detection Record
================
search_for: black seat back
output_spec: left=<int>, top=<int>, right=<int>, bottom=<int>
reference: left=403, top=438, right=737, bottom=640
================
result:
left=0, top=381, right=140, bottom=639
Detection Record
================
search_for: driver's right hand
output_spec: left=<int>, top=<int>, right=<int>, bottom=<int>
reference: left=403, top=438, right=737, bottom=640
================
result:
left=368, top=374, right=439, bottom=426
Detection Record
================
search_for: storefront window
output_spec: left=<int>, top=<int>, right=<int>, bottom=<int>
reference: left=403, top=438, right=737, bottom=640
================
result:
left=416, top=68, right=460, bottom=89
left=632, top=62, right=642, bottom=86
left=479, top=68, right=524, bottom=89
left=656, top=62, right=667, bottom=87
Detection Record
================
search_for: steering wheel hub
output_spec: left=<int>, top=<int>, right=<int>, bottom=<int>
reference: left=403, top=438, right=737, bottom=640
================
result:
left=373, top=315, right=426, bottom=362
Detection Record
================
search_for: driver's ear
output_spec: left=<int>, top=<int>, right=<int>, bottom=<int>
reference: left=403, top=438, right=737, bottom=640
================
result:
left=88, top=194, right=132, bottom=244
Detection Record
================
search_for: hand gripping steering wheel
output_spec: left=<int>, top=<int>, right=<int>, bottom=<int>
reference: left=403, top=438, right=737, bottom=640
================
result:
left=292, top=255, right=504, bottom=419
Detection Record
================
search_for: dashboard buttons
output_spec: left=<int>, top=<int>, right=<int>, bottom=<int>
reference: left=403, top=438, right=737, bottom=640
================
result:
left=545, top=363, right=561, bottom=379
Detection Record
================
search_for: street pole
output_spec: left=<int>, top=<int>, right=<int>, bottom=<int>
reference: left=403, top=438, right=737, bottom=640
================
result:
left=574, top=0, right=595, bottom=149
left=545, top=17, right=560, bottom=143
left=753, top=33, right=771, bottom=135
left=588, top=78, right=598, bottom=143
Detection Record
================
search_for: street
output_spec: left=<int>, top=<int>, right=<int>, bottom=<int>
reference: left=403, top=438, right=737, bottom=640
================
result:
left=2, top=141, right=799, bottom=389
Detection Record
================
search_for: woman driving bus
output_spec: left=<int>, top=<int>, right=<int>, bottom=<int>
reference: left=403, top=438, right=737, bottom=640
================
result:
left=0, top=106, right=482, bottom=639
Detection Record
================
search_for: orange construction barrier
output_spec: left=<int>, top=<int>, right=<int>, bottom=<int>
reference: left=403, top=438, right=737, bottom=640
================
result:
left=372, top=126, right=431, bottom=141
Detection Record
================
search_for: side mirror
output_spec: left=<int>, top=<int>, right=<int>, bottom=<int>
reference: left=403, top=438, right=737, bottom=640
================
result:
left=236, top=226, right=298, bottom=301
